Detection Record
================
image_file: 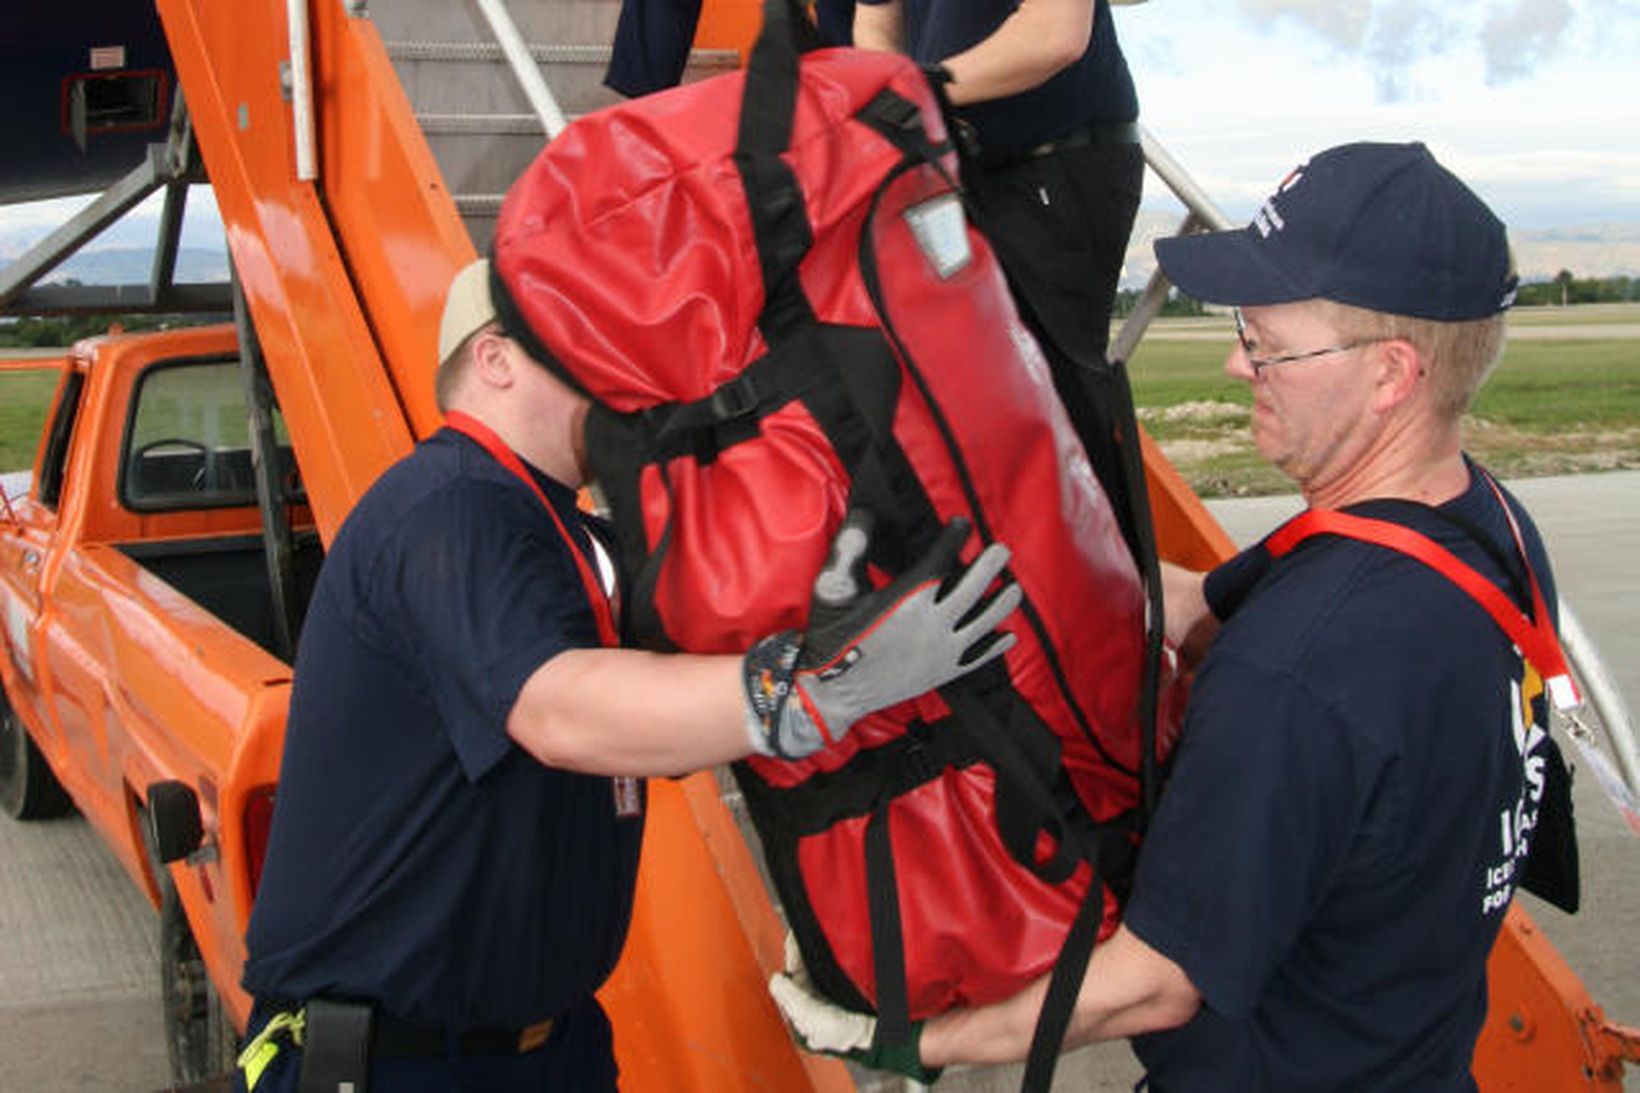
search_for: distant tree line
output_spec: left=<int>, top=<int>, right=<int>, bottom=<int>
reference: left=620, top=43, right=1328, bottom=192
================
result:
left=0, top=311, right=225, bottom=349
left=1513, top=272, right=1639, bottom=307
left=1118, top=274, right=1637, bottom=317
left=1114, top=289, right=1207, bottom=318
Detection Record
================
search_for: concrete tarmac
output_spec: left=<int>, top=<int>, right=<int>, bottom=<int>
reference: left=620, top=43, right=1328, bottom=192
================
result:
left=1, top=471, right=1635, bottom=1092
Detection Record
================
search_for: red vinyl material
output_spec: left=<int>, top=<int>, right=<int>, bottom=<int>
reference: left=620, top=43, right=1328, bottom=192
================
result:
left=494, top=45, right=1179, bottom=1016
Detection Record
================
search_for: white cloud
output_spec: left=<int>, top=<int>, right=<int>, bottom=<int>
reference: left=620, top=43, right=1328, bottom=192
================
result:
left=1119, top=0, right=1640, bottom=229
left=1479, top=0, right=1575, bottom=84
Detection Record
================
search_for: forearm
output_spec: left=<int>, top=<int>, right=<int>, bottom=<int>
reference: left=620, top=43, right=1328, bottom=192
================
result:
left=507, top=648, right=751, bottom=776
left=920, top=926, right=1201, bottom=1067
left=852, top=0, right=904, bottom=53
left=940, top=0, right=1094, bottom=105
left=1161, top=560, right=1219, bottom=668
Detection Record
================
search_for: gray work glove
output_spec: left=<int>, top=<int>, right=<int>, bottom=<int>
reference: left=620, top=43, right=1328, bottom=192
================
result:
left=743, top=513, right=1019, bottom=759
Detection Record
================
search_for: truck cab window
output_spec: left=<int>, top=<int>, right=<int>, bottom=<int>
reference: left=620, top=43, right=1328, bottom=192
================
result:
left=120, top=357, right=301, bottom=512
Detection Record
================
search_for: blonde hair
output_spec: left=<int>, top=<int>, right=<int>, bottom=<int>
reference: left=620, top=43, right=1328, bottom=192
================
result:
left=1313, top=300, right=1508, bottom=421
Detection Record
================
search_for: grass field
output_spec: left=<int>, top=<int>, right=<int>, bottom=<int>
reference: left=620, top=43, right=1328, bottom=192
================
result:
left=1130, top=304, right=1640, bottom=496
left=0, top=368, right=60, bottom=473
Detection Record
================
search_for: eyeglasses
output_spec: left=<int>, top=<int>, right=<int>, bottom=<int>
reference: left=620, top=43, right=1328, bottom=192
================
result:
left=1233, top=308, right=1383, bottom=374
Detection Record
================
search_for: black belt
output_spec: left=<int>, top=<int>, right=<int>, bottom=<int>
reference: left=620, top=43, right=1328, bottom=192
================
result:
left=370, top=1011, right=556, bottom=1058
left=1028, top=119, right=1140, bottom=158
left=259, top=999, right=558, bottom=1059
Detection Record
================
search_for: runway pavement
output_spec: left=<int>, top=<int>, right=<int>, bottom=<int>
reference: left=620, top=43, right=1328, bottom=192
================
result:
left=0, top=471, right=1635, bottom=1092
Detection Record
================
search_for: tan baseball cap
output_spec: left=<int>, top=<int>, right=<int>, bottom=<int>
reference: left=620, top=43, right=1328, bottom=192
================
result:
left=438, top=259, right=498, bottom=365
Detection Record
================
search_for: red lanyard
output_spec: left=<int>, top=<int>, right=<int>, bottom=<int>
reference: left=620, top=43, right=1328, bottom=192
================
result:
left=1265, top=483, right=1579, bottom=712
left=443, top=411, right=619, bottom=647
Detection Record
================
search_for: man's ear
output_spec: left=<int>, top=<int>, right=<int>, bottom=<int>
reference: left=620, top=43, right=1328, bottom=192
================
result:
left=469, top=328, right=515, bottom=390
left=1371, top=338, right=1423, bottom=414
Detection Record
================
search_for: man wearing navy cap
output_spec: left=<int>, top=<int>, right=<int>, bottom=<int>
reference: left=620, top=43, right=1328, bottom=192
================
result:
left=774, top=142, right=1576, bottom=1091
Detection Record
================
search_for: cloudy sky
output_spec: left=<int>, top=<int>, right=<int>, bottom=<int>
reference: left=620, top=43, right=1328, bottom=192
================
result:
left=1115, top=0, right=1640, bottom=229
left=3, top=0, right=1637, bottom=261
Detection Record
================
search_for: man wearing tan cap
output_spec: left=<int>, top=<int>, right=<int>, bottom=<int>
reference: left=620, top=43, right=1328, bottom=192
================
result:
left=229, top=259, right=1021, bottom=1093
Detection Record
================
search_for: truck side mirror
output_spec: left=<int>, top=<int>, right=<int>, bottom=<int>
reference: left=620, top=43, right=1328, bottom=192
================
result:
left=146, top=780, right=205, bottom=864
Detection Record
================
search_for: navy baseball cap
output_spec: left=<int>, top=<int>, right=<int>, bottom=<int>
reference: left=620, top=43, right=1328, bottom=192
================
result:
left=1155, top=142, right=1518, bottom=321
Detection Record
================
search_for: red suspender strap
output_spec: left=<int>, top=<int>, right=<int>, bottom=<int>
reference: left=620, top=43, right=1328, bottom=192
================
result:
left=1265, top=506, right=1581, bottom=712
left=442, top=411, right=620, bottom=647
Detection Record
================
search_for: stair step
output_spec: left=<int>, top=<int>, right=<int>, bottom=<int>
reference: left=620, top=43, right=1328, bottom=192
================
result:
left=420, top=122, right=547, bottom=196
left=371, top=2, right=743, bottom=253
left=388, top=40, right=738, bottom=116
left=364, top=0, right=625, bottom=47
left=453, top=194, right=505, bottom=254
left=454, top=194, right=505, bottom=215
left=386, top=40, right=738, bottom=67
left=418, top=113, right=545, bottom=135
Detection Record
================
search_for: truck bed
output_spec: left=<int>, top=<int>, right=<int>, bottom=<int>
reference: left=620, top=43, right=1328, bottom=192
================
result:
left=115, top=532, right=322, bottom=660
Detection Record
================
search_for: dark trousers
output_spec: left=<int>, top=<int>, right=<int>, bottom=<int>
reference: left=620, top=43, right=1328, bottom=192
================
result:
left=967, top=138, right=1147, bottom=552
left=233, top=995, right=618, bottom=1093
left=967, top=138, right=1145, bottom=367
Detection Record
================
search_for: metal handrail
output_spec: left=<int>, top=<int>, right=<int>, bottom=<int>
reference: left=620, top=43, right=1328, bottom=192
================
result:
left=1108, top=125, right=1234, bottom=366
left=1561, top=602, right=1640, bottom=806
left=473, top=0, right=569, bottom=139
left=286, top=0, right=317, bottom=180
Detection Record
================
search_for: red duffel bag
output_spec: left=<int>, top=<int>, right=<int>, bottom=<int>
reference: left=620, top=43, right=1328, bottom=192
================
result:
left=490, top=0, right=1179, bottom=1055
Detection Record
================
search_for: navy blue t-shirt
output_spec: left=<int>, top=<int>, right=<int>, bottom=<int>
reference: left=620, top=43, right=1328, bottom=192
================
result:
left=1126, top=465, right=1558, bottom=1091
left=242, top=428, right=643, bottom=1030
left=857, top=0, right=1138, bottom=163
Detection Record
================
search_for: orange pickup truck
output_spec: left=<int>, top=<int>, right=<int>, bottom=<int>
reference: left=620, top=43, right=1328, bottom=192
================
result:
left=0, top=324, right=313, bottom=1083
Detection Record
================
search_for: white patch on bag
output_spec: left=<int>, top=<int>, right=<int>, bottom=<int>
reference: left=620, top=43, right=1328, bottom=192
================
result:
left=904, top=194, right=972, bottom=280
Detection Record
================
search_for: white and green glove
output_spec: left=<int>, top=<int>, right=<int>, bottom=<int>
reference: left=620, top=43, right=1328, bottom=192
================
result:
left=742, top=513, right=1019, bottom=759
left=768, top=933, right=941, bottom=1083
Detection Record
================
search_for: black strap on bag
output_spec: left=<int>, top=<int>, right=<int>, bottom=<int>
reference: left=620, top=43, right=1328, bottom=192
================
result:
left=727, top=11, right=1143, bottom=1082
left=852, top=64, right=1161, bottom=1093
left=735, top=0, right=820, bottom=347
left=566, top=3, right=1138, bottom=1079
left=1108, top=356, right=1166, bottom=816
left=883, top=58, right=1170, bottom=818
left=852, top=103, right=1135, bottom=782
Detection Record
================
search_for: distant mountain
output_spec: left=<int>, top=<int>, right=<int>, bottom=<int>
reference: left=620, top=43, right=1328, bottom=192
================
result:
left=38, top=246, right=230, bottom=286
left=1506, top=224, right=1640, bottom=283
left=1119, top=212, right=1640, bottom=290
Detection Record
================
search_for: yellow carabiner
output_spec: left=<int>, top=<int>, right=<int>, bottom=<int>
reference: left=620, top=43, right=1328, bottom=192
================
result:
left=237, top=1009, right=305, bottom=1091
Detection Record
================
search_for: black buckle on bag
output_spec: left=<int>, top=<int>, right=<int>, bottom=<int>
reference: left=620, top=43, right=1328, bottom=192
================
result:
left=693, top=374, right=764, bottom=463
left=899, top=729, right=936, bottom=786
left=710, top=372, right=761, bottom=421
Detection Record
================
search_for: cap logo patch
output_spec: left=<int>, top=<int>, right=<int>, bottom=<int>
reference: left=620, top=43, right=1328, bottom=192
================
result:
left=1254, top=164, right=1306, bottom=238
left=1253, top=199, right=1286, bottom=239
